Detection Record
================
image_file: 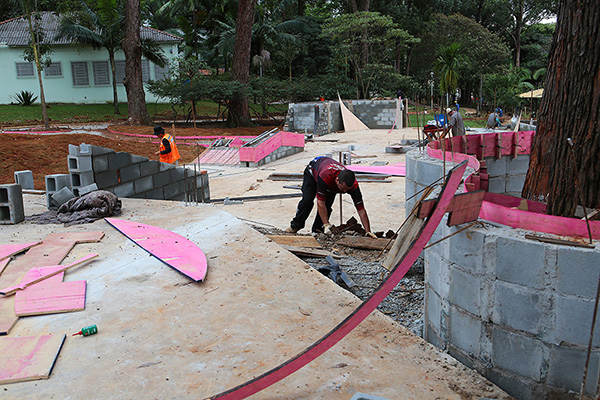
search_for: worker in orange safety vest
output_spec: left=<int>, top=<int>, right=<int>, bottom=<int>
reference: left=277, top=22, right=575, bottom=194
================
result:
left=154, top=125, right=181, bottom=166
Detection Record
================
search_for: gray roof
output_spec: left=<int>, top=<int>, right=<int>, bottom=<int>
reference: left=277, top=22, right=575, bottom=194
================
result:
left=0, top=11, right=181, bottom=46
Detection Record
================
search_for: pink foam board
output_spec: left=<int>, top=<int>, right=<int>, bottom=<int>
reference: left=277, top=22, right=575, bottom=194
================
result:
left=0, top=242, right=40, bottom=262
left=346, top=165, right=406, bottom=176
left=0, top=334, right=66, bottom=384
left=105, top=218, right=207, bottom=282
left=14, top=281, right=86, bottom=316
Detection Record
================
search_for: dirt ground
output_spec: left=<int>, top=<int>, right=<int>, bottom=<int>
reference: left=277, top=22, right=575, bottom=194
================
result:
left=0, top=123, right=280, bottom=190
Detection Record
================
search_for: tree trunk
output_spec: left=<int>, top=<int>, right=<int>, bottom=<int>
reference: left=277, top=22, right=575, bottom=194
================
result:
left=122, top=0, right=151, bottom=125
left=297, top=0, right=305, bottom=16
left=24, top=7, right=49, bottom=129
left=227, top=0, right=255, bottom=127
left=522, top=0, right=600, bottom=216
left=513, top=0, right=524, bottom=67
left=108, top=50, right=120, bottom=114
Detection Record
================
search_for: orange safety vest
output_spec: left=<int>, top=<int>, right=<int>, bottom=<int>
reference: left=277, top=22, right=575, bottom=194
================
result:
left=159, top=133, right=181, bottom=164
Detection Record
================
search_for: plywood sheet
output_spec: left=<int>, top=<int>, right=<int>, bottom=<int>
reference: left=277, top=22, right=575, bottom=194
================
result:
left=15, top=281, right=86, bottom=316
left=0, top=334, right=66, bottom=384
left=338, top=95, right=369, bottom=131
left=266, top=235, right=322, bottom=248
left=336, top=236, right=391, bottom=251
left=105, top=218, right=207, bottom=282
left=0, top=242, right=40, bottom=262
left=0, top=232, right=104, bottom=335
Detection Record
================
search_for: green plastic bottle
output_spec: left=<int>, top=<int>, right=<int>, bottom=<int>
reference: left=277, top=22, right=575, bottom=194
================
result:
left=72, top=324, right=98, bottom=336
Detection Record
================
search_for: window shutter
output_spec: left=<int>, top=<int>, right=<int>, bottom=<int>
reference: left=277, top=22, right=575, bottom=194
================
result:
left=71, top=62, right=89, bottom=86
left=93, top=61, right=110, bottom=85
left=115, top=60, right=126, bottom=85
left=16, top=62, right=35, bottom=77
left=141, top=59, right=150, bottom=82
left=154, top=63, right=169, bottom=80
left=44, top=62, right=62, bottom=77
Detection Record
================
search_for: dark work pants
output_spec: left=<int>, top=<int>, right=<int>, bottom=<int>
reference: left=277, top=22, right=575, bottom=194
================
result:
left=290, top=166, right=337, bottom=232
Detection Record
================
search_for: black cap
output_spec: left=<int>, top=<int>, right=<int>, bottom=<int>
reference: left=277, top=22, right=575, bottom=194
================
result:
left=154, top=125, right=165, bottom=136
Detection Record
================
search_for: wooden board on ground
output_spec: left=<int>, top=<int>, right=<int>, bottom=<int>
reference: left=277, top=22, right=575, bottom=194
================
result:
left=267, top=235, right=322, bottom=249
left=0, top=232, right=104, bottom=335
left=336, top=236, right=391, bottom=251
left=280, top=245, right=340, bottom=259
left=0, top=242, right=40, bottom=262
left=0, top=334, right=66, bottom=384
left=15, top=281, right=87, bottom=316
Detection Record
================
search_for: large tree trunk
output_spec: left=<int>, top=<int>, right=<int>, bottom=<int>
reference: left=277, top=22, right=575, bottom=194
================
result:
left=108, top=50, right=120, bottom=114
left=522, top=0, right=600, bottom=216
left=122, top=0, right=151, bottom=125
left=227, top=0, right=255, bottom=127
left=512, top=0, right=524, bottom=67
left=24, top=7, right=49, bottom=129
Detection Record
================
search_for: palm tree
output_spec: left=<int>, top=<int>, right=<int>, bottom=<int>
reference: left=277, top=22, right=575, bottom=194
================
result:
left=434, top=42, right=461, bottom=109
left=57, top=0, right=167, bottom=115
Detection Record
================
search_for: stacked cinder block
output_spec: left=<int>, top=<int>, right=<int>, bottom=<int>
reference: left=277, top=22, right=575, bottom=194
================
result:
left=0, top=184, right=24, bottom=224
left=45, top=174, right=72, bottom=209
left=14, top=170, right=34, bottom=190
left=67, top=144, right=210, bottom=203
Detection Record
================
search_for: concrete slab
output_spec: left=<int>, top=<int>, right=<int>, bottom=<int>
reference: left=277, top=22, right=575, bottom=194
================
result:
left=0, top=196, right=509, bottom=399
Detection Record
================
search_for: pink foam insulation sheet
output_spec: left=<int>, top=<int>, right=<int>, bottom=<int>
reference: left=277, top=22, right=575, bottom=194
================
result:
left=0, top=334, right=66, bottom=384
left=0, top=242, right=40, bottom=262
left=346, top=163, right=406, bottom=176
left=105, top=218, right=208, bottom=282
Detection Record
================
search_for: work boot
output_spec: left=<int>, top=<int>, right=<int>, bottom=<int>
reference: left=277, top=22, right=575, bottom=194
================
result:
left=285, top=226, right=299, bottom=233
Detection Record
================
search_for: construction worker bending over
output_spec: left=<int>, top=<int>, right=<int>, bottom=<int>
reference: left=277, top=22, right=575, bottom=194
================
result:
left=444, top=107, right=466, bottom=137
left=287, top=156, right=376, bottom=238
left=154, top=125, right=181, bottom=166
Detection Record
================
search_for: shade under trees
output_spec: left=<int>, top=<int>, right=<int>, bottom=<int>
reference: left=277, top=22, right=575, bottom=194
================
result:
left=522, top=0, right=600, bottom=216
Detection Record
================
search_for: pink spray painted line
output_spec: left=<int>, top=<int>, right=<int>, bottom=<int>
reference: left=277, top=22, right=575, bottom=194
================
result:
left=207, top=161, right=468, bottom=400
left=105, top=218, right=207, bottom=282
left=346, top=164, right=406, bottom=176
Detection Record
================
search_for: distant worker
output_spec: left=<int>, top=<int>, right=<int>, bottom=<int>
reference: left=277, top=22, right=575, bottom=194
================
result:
left=287, top=156, right=376, bottom=238
left=396, top=89, right=405, bottom=100
left=486, top=110, right=501, bottom=129
left=154, top=125, right=181, bottom=166
left=445, top=107, right=466, bottom=137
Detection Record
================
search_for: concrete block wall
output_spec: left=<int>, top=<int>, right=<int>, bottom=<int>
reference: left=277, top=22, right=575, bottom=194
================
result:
left=0, top=184, right=24, bottom=224
left=408, top=148, right=600, bottom=399
left=286, top=99, right=398, bottom=134
left=66, top=144, right=210, bottom=203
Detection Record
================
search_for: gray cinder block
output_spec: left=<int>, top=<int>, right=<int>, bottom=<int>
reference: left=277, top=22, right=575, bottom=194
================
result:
left=130, top=154, right=149, bottom=164
left=51, top=186, right=76, bottom=206
left=70, top=171, right=95, bottom=188
left=153, top=171, right=172, bottom=188
left=79, top=143, right=114, bottom=156
left=140, top=161, right=160, bottom=177
left=108, top=152, right=131, bottom=170
left=134, top=176, right=154, bottom=194
left=14, top=170, right=34, bottom=190
left=492, top=328, right=544, bottom=381
left=68, top=155, right=93, bottom=172
left=95, top=170, right=118, bottom=188
left=0, top=184, right=24, bottom=224
left=119, top=164, right=141, bottom=183
left=92, top=155, right=110, bottom=173
left=78, top=183, right=98, bottom=196
left=112, top=182, right=135, bottom=198
left=45, top=174, right=71, bottom=192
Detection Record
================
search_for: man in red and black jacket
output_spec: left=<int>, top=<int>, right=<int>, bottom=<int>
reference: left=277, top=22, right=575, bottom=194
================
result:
left=287, top=156, right=376, bottom=237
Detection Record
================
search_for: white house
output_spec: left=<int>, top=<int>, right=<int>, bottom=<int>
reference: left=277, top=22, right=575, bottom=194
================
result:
left=0, top=12, right=181, bottom=105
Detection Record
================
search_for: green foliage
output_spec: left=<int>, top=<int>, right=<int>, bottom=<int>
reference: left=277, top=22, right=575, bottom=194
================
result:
left=13, top=90, right=38, bottom=106
left=434, top=42, right=461, bottom=97
left=483, top=67, right=534, bottom=110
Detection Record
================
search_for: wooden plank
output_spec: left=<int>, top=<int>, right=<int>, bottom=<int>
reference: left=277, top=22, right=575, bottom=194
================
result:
left=279, top=245, right=339, bottom=259
left=207, top=161, right=469, bottom=400
left=336, top=236, right=391, bottom=251
left=418, top=191, right=485, bottom=219
left=105, top=218, right=207, bottom=282
left=15, top=281, right=86, bottom=316
left=0, top=242, right=41, bottom=263
left=266, top=235, right=321, bottom=248
left=0, top=232, right=104, bottom=336
left=0, top=334, right=66, bottom=384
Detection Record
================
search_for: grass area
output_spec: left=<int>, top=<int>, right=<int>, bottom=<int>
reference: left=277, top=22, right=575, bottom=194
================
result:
left=406, top=112, right=486, bottom=129
left=0, top=100, right=288, bottom=126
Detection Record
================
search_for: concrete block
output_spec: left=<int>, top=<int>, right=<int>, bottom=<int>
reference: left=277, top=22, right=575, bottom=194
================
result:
left=119, top=164, right=141, bottom=183
left=506, top=174, right=526, bottom=193
left=95, top=170, right=118, bottom=188
left=555, top=296, right=600, bottom=347
left=134, top=176, right=154, bottom=194
left=79, top=144, right=114, bottom=156
left=159, top=162, right=176, bottom=172
left=507, top=154, right=530, bottom=174
left=425, top=250, right=449, bottom=299
left=424, top=323, right=445, bottom=350
left=556, top=247, right=600, bottom=297
left=486, top=369, right=538, bottom=400
left=170, top=168, right=186, bottom=182
left=449, top=268, right=481, bottom=315
left=153, top=171, right=172, bottom=188
left=496, top=236, right=545, bottom=288
left=78, top=183, right=98, bottom=196
left=112, top=182, right=135, bottom=198
left=140, top=161, right=160, bottom=177
left=164, top=181, right=183, bottom=199
left=45, top=174, right=71, bottom=192
left=14, top=170, right=34, bottom=190
left=446, top=228, right=485, bottom=274
left=425, top=289, right=442, bottom=332
left=492, top=328, right=544, bottom=380
left=130, top=154, right=149, bottom=164
left=68, top=155, right=92, bottom=172
left=548, top=345, right=600, bottom=395
left=51, top=186, right=76, bottom=206
left=46, top=193, right=58, bottom=209
left=169, top=193, right=185, bottom=202
left=0, top=184, right=24, bottom=224
left=108, top=152, right=131, bottom=170
left=416, top=159, right=444, bottom=186
left=70, top=171, right=95, bottom=188
left=92, top=154, right=110, bottom=173
left=484, top=157, right=507, bottom=177
left=68, top=144, right=80, bottom=156
left=448, top=306, right=481, bottom=355
left=493, top=282, right=545, bottom=335
left=144, top=188, right=164, bottom=200
left=488, top=176, right=506, bottom=194
left=350, top=392, right=393, bottom=400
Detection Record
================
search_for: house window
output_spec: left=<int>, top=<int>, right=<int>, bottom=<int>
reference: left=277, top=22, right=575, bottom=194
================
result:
left=16, top=62, right=35, bottom=78
left=71, top=61, right=89, bottom=86
left=93, top=61, right=110, bottom=85
left=44, top=62, right=62, bottom=77
left=154, top=63, right=169, bottom=80
left=115, top=60, right=126, bottom=85
left=141, top=59, right=150, bottom=82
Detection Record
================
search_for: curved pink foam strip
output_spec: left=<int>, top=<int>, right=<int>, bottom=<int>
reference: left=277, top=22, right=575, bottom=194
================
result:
left=346, top=165, right=406, bottom=176
left=105, top=218, right=207, bottom=282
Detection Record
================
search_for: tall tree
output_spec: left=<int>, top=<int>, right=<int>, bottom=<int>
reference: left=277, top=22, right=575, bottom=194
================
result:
left=227, top=0, right=255, bottom=127
left=122, top=0, right=151, bottom=125
left=434, top=42, right=461, bottom=108
left=522, top=0, right=600, bottom=216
